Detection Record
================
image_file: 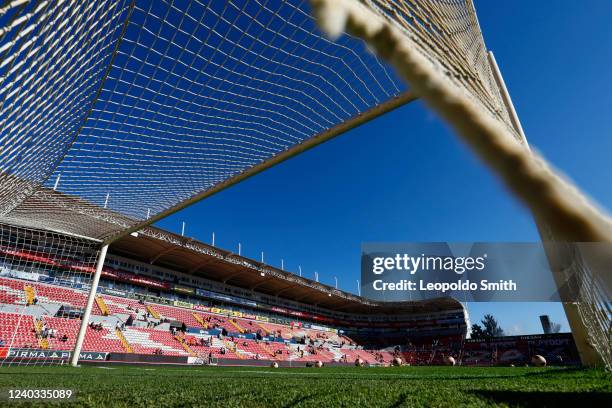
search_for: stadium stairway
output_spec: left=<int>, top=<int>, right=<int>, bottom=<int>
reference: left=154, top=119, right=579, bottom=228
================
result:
left=338, top=348, right=362, bottom=364
left=257, top=342, right=280, bottom=359
left=326, top=346, right=345, bottom=362
left=228, top=319, right=245, bottom=333
left=224, top=340, right=244, bottom=359
left=149, top=304, right=202, bottom=327
left=95, top=296, right=110, bottom=316
left=101, top=295, right=146, bottom=317
left=234, top=340, right=279, bottom=360
left=354, top=349, right=378, bottom=364
left=190, top=341, right=243, bottom=360
left=146, top=305, right=160, bottom=319
left=268, top=323, right=295, bottom=340
left=207, top=338, right=241, bottom=359
left=24, top=285, right=36, bottom=305
left=286, top=344, right=325, bottom=362
left=255, top=322, right=271, bottom=336
left=34, top=317, right=49, bottom=349
left=311, top=347, right=335, bottom=362
left=373, top=350, right=396, bottom=364
left=174, top=334, right=196, bottom=357
left=115, top=329, right=134, bottom=353
left=192, top=312, right=208, bottom=328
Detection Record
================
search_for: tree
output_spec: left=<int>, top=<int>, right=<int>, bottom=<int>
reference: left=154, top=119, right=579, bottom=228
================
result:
left=470, top=323, right=485, bottom=339
left=481, top=314, right=504, bottom=337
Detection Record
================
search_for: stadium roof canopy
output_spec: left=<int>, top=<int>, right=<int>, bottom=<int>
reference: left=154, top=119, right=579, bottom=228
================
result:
left=111, top=224, right=463, bottom=315
left=0, top=185, right=463, bottom=314
left=0, top=0, right=511, bottom=245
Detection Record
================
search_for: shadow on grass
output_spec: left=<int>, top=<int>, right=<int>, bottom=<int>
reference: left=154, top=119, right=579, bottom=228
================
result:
left=389, top=392, right=409, bottom=408
left=282, top=393, right=319, bottom=408
left=471, top=390, right=612, bottom=407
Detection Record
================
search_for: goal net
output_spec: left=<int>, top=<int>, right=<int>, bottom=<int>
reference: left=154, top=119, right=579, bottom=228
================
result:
left=309, top=0, right=611, bottom=370
left=0, top=223, right=100, bottom=366
left=0, top=0, right=608, bottom=369
left=0, top=0, right=407, bottom=242
left=0, top=0, right=409, bottom=366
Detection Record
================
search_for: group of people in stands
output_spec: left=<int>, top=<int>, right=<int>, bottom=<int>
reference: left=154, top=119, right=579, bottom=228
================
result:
left=114, top=321, right=127, bottom=331
left=126, top=304, right=169, bottom=329
left=89, top=322, right=106, bottom=331
left=35, top=319, right=68, bottom=342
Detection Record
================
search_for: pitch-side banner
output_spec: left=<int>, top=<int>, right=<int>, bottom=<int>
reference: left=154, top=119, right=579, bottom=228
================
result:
left=1, top=349, right=108, bottom=360
left=361, top=242, right=611, bottom=302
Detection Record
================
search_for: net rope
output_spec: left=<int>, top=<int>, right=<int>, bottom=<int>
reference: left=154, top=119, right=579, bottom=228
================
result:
left=1, top=0, right=608, bottom=368
left=0, top=1, right=132, bottom=217
left=308, top=0, right=611, bottom=370
left=0, top=0, right=405, bottom=241
left=0, top=223, right=100, bottom=366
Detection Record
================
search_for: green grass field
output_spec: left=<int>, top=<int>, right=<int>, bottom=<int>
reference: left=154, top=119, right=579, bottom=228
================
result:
left=0, top=365, right=609, bottom=407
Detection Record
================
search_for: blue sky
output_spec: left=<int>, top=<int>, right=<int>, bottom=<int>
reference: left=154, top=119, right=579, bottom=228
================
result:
left=156, top=0, right=612, bottom=336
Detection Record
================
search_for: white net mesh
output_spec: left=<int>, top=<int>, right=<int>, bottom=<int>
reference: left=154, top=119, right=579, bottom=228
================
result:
left=308, top=0, right=611, bottom=370
left=0, top=223, right=100, bottom=366
left=1, top=0, right=607, bottom=369
left=0, top=0, right=132, bottom=221
left=0, top=0, right=407, bottom=242
left=355, top=0, right=515, bottom=133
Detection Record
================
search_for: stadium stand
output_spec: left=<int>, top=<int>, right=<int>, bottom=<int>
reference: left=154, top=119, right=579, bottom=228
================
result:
left=0, top=312, right=38, bottom=349
left=121, top=328, right=187, bottom=357
left=0, top=279, right=26, bottom=305
left=0, top=226, right=580, bottom=367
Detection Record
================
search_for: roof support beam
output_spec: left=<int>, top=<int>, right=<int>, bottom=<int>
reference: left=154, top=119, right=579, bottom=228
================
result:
left=222, top=270, right=247, bottom=284
left=188, top=258, right=217, bottom=274
left=149, top=245, right=177, bottom=264
left=274, top=284, right=299, bottom=296
left=250, top=277, right=273, bottom=290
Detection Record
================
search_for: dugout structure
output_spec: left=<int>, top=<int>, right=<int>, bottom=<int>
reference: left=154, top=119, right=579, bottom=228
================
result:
left=0, top=0, right=609, bottom=369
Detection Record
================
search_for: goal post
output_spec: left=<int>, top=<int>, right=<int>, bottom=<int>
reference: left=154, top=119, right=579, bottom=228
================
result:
left=70, top=244, right=108, bottom=367
left=488, top=48, right=608, bottom=369
left=308, top=0, right=612, bottom=370
left=0, top=0, right=416, bottom=366
left=0, top=0, right=609, bottom=370
left=0, top=224, right=102, bottom=367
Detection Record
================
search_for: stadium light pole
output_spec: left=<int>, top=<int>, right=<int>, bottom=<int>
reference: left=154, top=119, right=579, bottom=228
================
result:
left=281, top=259, right=284, bottom=270
left=70, top=244, right=109, bottom=367
left=298, top=265, right=302, bottom=277
left=334, top=276, right=338, bottom=289
left=261, top=251, right=264, bottom=263
left=181, top=221, right=186, bottom=236
left=315, top=271, right=318, bottom=282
